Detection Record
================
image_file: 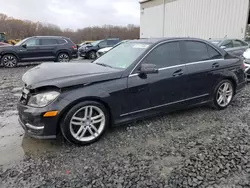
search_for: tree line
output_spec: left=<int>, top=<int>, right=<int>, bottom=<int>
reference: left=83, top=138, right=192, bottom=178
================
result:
left=0, top=13, right=140, bottom=43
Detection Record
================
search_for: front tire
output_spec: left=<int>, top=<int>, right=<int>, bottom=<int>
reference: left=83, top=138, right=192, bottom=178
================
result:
left=212, top=79, right=234, bottom=110
left=1, top=54, right=18, bottom=68
left=88, top=51, right=97, bottom=60
left=57, top=53, right=70, bottom=62
left=60, top=101, right=109, bottom=145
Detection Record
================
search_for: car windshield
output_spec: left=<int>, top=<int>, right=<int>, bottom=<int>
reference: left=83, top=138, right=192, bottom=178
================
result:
left=93, top=42, right=150, bottom=69
left=210, top=40, right=221, bottom=45
left=15, top=38, right=27, bottom=46
left=91, top=40, right=101, bottom=46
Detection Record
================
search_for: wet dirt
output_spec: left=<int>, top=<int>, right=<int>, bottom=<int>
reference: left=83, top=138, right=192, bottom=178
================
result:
left=0, top=65, right=63, bottom=169
left=1, top=62, right=250, bottom=187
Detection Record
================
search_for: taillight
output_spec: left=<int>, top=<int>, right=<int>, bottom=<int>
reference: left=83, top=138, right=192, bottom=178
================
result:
left=72, top=45, right=77, bottom=49
left=243, top=62, right=246, bottom=69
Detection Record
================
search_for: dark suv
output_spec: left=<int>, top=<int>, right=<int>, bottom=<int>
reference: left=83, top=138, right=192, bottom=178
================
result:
left=0, top=36, right=78, bottom=68
left=78, top=38, right=120, bottom=59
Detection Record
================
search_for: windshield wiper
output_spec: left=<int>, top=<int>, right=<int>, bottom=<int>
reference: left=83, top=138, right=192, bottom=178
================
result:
left=96, top=62, right=113, bottom=68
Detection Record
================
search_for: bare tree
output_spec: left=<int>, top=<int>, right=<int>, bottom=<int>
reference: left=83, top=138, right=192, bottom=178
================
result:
left=0, top=13, right=140, bottom=43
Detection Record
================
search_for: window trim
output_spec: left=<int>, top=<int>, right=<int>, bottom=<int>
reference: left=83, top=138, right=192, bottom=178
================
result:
left=39, top=38, right=59, bottom=46
left=22, top=38, right=39, bottom=47
left=129, top=40, right=224, bottom=77
left=21, top=38, right=68, bottom=47
left=129, top=40, right=183, bottom=75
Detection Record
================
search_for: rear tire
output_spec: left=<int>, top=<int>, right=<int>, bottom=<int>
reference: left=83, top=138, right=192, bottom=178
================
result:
left=211, top=79, right=234, bottom=110
left=57, top=53, right=70, bottom=62
left=1, top=54, right=18, bottom=68
left=60, top=101, right=109, bottom=145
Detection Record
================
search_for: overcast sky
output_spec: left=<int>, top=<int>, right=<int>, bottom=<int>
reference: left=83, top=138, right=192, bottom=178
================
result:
left=0, top=0, right=140, bottom=30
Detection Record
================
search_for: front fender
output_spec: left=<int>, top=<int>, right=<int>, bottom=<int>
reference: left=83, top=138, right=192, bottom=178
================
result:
left=1, top=51, right=21, bottom=61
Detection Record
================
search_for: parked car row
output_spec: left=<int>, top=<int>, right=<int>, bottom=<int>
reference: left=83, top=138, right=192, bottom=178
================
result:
left=96, top=40, right=130, bottom=58
left=209, top=38, right=249, bottom=57
left=0, top=36, right=78, bottom=68
left=78, top=38, right=120, bottom=59
left=18, top=37, right=246, bottom=145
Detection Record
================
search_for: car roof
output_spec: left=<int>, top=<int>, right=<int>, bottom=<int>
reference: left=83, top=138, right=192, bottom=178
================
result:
left=31, top=36, right=68, bottom=39
left=130, top=37, right=215, bottom=44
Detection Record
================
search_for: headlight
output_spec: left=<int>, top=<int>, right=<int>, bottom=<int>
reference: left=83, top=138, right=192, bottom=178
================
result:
left=28, top=91, right=60, bottom=107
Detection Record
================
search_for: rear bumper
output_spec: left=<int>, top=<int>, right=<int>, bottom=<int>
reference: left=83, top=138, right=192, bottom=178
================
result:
left=236, top=80, right=247, bottom=93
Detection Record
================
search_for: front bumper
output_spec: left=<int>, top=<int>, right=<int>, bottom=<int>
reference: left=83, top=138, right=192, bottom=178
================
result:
left=17, top=103, right=59, bottom=139
left=244, top=61, right=250, bottom=81
left=78, top=51, right=87, bottom=57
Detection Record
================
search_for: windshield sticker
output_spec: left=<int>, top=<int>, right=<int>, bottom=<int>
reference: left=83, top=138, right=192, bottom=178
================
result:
left=133, top=44, right=149, bottom=49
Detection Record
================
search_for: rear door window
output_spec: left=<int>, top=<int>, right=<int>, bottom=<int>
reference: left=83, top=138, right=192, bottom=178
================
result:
left=184, top=41, right=209, bottom=62
left=144, top=42, right=182, bottom=68
left=40, top=39, right=58, bottom=45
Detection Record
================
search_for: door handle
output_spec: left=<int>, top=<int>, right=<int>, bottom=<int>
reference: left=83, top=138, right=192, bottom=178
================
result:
left=172, top=69, right=183, bottom=77
left=212, top=62, right=220, bottom=68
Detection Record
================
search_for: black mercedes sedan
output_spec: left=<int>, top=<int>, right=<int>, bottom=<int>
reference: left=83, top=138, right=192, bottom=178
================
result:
left=17, top=38, right=246, bottom=145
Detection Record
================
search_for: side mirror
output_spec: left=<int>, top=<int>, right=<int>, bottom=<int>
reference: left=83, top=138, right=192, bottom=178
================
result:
left=22, top=44, right=27, bottom=48
left=220, top=46, right=226, bottom=49
left=139, top=64, right=158, bottom=75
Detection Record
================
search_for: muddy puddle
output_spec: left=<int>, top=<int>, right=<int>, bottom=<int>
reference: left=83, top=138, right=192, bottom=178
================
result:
left=0, top=109, right=63, bottom=169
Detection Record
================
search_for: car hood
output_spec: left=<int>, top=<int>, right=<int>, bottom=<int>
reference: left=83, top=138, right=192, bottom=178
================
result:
left=0, top=45, right=14, bottom=49
left=243, top=49, right=250, bottom=59
left=22, top=62, right=123, bottom=89
left=98, top=47, right=112, bottom=53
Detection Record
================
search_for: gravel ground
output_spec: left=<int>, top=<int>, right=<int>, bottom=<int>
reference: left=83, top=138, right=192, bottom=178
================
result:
left=1, top=62, right=250, bottom=187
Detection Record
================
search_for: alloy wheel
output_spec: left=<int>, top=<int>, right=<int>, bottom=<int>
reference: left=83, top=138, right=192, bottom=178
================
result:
left=3, top=55, right=17, bottom=67
left=69, top=105, right=105, bottom=142
left=58, top=54, right=69, bottom=62
left=216, top=82, right=233, bottom=107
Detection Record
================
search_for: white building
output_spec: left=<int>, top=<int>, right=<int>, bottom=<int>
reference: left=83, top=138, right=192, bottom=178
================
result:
left=139, top=0, right=250, bottom=39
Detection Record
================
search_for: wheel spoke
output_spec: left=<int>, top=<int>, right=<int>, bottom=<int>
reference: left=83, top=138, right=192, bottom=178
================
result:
left=91, top=114, right=103, bottom=120
left=92, top=116, right=104, bottom=124
left=79, top=127, right=87, bottom=138
left=223, top=83, right=229, bottom=92
left=90, top=124, right=99, bottom=134
left=226, top=91, right=232, bottom=96
left=218, top=88, right=223, bottom=94
left=217, top=95, right=223, bottom=104
left=72, top=116, right=83, bottom=121
left=223, top=97, right=227, bottom=105
left=76, top=126, right=84, bottom=137
left=88, top=127, right=95, bottom=137
left=84, top=107, right=89, bottom=118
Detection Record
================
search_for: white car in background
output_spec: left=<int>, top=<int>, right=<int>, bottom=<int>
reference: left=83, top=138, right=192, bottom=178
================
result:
left=243, top=48, right=250, bottom=81
left=96, top=40, right=130, bottom=58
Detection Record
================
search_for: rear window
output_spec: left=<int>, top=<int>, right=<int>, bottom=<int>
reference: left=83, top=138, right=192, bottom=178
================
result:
left=40, top=39, right=57, bottom=45
left=207, top=45, right=222, bottom=59
left=107, top=40, right=120, bottom=45
left=57, top=39, right=67, bottom=44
